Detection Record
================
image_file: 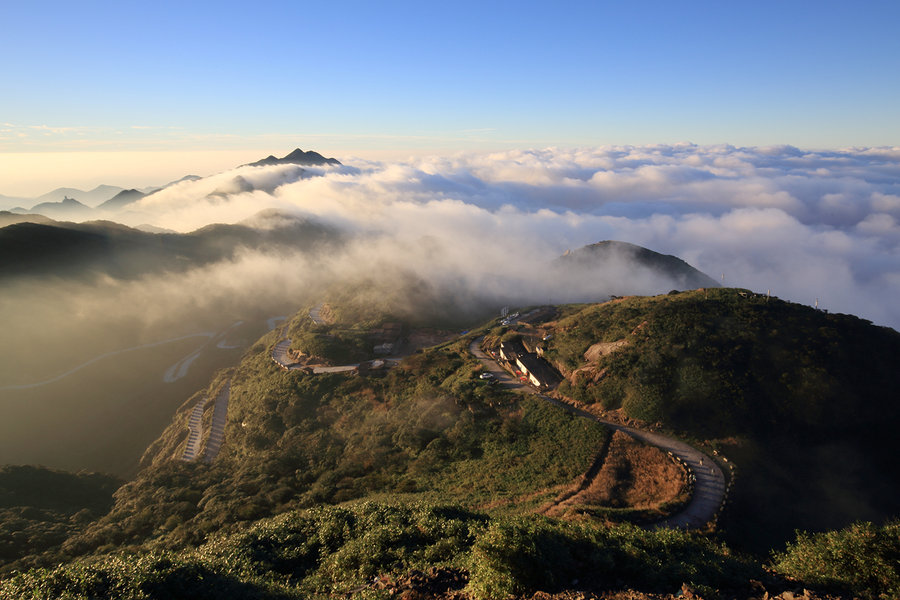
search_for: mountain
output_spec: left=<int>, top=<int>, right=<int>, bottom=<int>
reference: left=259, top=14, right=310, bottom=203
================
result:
left=558, top=240, right=719, bottom=291
left=0, top=212, right=343, bottom=280
left=243, top=148, right=342, bottom=168
left=28, top=196, right=94, bottom=220
left=0, top=194, right=29, bottom=211
left=160, top=174, right=201, bottom=188
left=33, top=184, right=124, bottom=207
left=96, top=188, right=146, bottom=211
left=0, top=211, right=56, bottom=227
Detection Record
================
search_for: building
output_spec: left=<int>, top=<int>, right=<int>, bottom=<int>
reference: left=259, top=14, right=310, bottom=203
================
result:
left=515, top=353, right=561, bottom=389
left=499, top=339, right=526, bottom=363
left=500, top=339, right=560, bottom=389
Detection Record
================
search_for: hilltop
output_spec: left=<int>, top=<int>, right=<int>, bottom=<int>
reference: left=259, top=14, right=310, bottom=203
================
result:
left=536, top=289, right=900, bottom=550
left=557, top=241, right=720, bottom=290
left=243, top=148, right=342, bottom=168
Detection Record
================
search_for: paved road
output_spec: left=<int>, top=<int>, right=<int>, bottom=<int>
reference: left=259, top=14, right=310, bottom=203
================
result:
left=311, top=365, right=359, bottom=374
left=163, top=348, right=203, bottom=383
left=165, top=321, right=245, bottom=383
left=468, top=337, right=726, bottom=530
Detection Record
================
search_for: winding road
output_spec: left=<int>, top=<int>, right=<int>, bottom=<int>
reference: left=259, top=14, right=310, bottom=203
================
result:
left=1, top=332, right=217, bottom=391
left=468, top=337, right=726, bottom=530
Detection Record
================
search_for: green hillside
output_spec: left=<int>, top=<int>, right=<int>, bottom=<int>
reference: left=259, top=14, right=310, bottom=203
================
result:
left=0, top=466, right=122, bottom=576
left=547, top=288, right=900, bottom=436
left=2, top=289, right=900, bottom=598
left=56, top=331, right=607, bottom=562
left=543, top=288, right=900, bottom=551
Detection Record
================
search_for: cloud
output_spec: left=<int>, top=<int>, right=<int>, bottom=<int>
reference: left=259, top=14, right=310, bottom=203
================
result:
left=50, top=144, right=900, bottom=331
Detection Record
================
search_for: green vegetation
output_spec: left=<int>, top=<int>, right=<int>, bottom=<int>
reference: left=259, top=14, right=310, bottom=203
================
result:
left=0, top=501, right=763, bottom=600
left=546, top=288, right=900, bottom=553
left=773, top=520, right=900, bottom=599
left=0, top=466, right=122, bottom=575
left=4, top=290, right=900, bottom=599
left=547, top=288, right=900, bottom=439
left=55, top=336, right=606, bottom=560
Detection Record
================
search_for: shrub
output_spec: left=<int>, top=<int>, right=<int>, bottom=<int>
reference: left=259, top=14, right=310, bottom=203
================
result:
left=772, top=520, right=900, bottom=599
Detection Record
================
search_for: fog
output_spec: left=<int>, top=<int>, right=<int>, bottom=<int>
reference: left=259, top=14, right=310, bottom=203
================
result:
left=2, top=143, right=899, bottom=475
left=114, top=144, right=900, bottom=330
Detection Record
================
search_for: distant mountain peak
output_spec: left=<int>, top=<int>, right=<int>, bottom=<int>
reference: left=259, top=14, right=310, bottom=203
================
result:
left=32, top=196, right=90, bottom=211
left=97, top=189, right=146, bottom=211
left=244, top=148, right=341, bottom=168
left=559, top=240, right=719, bottom=290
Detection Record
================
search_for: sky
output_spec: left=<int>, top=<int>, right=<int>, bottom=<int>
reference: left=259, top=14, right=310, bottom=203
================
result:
left=2, top=0, right=900, bottom=196
left=2, top=0, right=899, bottom=333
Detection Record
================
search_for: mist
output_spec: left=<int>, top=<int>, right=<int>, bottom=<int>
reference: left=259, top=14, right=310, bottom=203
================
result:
left=2, top=143, right=899, bottom=475
left=108, top=144, right=900, bottom=330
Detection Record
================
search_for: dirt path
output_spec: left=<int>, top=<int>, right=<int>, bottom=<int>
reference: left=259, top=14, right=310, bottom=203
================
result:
left=469, top=337, right=726, bottom=530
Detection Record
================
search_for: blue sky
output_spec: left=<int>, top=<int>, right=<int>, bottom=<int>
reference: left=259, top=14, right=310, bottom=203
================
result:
left=2, top=0, right=899, bottom=193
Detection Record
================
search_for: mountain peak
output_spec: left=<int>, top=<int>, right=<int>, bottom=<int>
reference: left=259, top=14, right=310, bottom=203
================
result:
left=244, top=148, right=341, bottom=168
left=559, top=240, right=719, bottom=290
left=97, top=189, right=146, bottom=211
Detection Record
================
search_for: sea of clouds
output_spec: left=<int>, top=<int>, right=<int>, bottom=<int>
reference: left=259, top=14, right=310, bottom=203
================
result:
left=109, top=144, right=900, bottom=331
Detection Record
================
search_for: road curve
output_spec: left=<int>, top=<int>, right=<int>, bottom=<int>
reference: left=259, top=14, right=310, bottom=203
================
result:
left=468, top=337, right=726, bottom=530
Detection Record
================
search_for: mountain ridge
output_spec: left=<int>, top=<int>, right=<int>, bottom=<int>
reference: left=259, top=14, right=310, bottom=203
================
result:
left=243, top=148, right=342, bottom=168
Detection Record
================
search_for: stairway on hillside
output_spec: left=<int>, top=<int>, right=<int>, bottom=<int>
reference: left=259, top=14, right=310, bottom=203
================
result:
left=181, top=398, right=207, bottom=461
left=203, top=382, right=230, bottom=463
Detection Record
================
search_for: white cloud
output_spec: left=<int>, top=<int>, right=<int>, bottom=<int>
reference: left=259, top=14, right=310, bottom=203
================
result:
left=58, top=144, right=900, bottom=331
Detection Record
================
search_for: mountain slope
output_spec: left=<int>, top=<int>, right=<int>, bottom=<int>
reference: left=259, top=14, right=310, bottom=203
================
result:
left=557, top=240, right=719, bottom=291
left=0, top=211, right=55, bottom=227
left=0, top=465, right=122, bottom=575
left=50, top=323, right=608, bottom=562
left=542, top=288, right=900, bottom=550
left=32, top=185, right=124, bottom=207
left=28, top=197, right=93, bottom=220
left=97, top=188, right=146, bottom=211
left=0, top=213, right=342, bottom=280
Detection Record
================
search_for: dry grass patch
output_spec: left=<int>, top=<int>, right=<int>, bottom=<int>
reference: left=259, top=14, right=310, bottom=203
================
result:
left=547, top=431, right=689, bottom=519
